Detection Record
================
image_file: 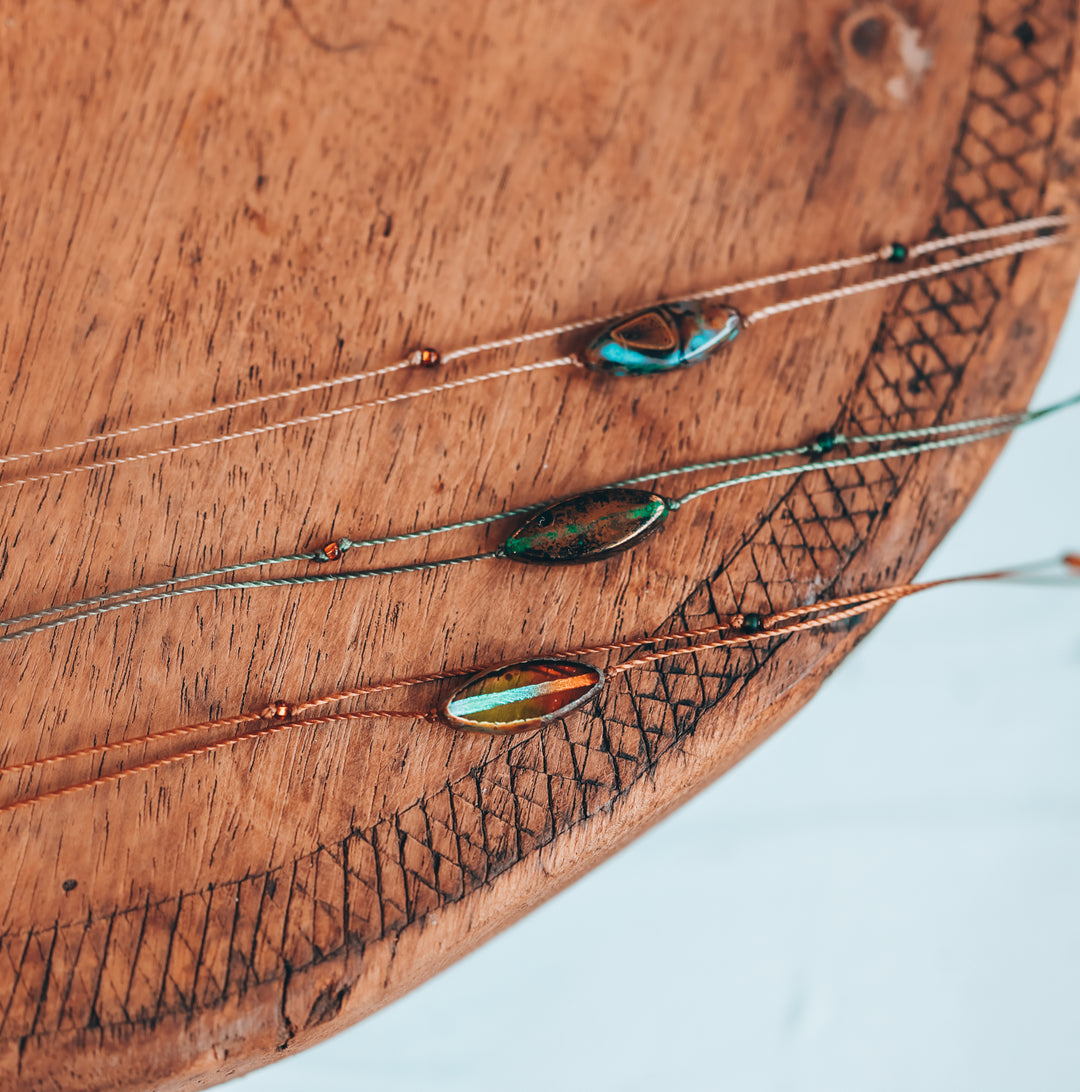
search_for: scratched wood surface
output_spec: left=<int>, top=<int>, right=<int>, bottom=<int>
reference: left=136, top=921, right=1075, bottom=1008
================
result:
left=1, top=1, right=1079, bottom=1088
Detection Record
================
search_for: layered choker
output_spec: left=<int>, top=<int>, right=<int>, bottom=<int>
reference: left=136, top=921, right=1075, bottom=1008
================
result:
left=1, top=392, right=1076, bottom=645
left=0, top=214, right=1066, bottom=492
left=2, top=555, right=1077, bottom=818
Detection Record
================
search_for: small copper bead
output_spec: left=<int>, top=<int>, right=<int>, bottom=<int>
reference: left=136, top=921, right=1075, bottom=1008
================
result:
left=408, top=347, right=441, bottom=368
left=261, top=701, right=293, bottom=720
left=320, top=540, right=342, bottom=561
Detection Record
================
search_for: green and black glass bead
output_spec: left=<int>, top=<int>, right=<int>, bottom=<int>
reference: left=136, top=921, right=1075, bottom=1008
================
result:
left=502, top=488, right=672, bottom=564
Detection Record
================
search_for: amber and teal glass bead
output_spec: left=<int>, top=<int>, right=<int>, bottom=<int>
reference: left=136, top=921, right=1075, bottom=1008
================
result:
left=441, top=659, right=606, bottom=733
left=582, top=299, right=742, bottom=376
left=503, top=487, right=671, bottom=564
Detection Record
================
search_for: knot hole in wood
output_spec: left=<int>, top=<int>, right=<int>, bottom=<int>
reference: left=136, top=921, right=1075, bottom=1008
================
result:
left=836, top=2, right=932, bottom=109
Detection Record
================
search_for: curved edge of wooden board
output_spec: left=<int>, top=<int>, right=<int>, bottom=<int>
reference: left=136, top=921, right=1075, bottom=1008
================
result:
left=3, top=1, right=1080, bottom=1089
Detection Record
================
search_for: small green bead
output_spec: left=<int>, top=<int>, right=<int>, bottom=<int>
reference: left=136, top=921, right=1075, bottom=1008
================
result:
left=811, top=431, right=838, bottom=455
left=741, top=613, right=763, bottom=634
left=887, top=242, right=908, bottom=262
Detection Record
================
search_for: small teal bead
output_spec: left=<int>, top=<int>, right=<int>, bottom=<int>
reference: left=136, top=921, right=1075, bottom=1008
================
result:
left=810, top=430, right=839, bottom=455
left=740, top=613, right=763, bottom=634
left=583, top=300, right=742, bottom=376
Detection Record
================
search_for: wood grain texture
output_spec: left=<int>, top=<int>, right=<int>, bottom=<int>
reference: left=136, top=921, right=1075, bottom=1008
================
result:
left=1, top=0, right=1078, bottom=1087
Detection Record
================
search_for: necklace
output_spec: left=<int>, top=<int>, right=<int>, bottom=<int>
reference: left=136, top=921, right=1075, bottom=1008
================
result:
left=2, top=393, right=1073, bottom=645
left=3, top=554, right=1074, bottom=817
left=0, top=215, right=1064, bottom=493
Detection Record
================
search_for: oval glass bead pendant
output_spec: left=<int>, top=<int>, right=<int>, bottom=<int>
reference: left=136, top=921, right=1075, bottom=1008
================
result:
left=503, top=487, right=671, bottom=564
left=583, top=300, right=741, bottom=376
left=441, top=659, right=606, bottom=733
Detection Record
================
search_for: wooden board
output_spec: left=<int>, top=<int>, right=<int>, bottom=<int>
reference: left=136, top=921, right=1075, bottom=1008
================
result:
left=1, top=1, right=1078, bottom=1088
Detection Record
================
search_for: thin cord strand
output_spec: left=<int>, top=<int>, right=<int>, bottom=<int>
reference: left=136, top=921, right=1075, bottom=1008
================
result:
left=608, top=593, right=908, bottom=673
left=0, top=357, right=582, bottom=492
left=0, top=710, right=425, bottom=819
left=0, top=551, right=323, bottom=632
left=0, top=712, right=264, bottom=777
left=906, top=214, right=1068, bottom=257
left=674, top=422, right=1014, bottom=506
left=0, top=553, right=502, bottom=646
left=743, top=234, right=1062, bottom=326
left=0, top=358, right=417, bottom=468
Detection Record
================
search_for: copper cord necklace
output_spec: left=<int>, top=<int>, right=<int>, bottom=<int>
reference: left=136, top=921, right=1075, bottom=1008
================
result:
left=1, top=555, right=1077, bottom=818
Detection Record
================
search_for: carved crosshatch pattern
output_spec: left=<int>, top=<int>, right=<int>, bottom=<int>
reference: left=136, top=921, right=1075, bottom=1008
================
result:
left=0, top=0, right=1077, bottom=1084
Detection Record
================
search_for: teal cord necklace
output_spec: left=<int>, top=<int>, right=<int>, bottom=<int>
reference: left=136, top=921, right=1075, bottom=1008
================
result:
left=1, top=393, right=1075, bottom=646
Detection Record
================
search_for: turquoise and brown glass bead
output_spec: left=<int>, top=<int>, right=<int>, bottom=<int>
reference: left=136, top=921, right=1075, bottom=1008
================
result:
left=441, top=660, right=606, bottom=733
left=582, top=299, right=741, bottom=376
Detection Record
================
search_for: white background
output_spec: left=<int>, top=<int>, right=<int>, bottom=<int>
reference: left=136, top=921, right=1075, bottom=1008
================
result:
left=225, top=294, right=1079, bottom=1092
